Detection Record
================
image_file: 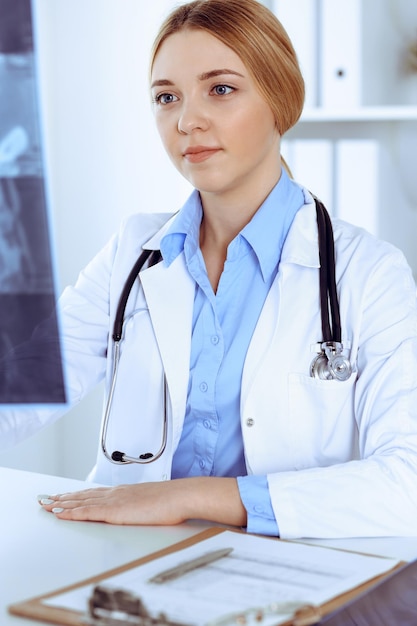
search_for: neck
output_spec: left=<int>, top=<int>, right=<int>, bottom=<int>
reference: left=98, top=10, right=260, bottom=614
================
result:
left=199, top=166, right=282, bottom=249
left=199, top=166, right=282, bottom=292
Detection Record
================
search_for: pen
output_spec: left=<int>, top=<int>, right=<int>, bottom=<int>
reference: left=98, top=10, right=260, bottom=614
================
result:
left=148, top=547, right=233, bottom=584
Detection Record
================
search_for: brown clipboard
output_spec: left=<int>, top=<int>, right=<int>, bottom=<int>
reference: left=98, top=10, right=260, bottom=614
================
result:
left=8, top=527, right=404, bottom=626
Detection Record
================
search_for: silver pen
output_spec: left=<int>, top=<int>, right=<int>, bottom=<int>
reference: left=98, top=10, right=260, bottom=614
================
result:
left=148, top=547, right=233, bottom=584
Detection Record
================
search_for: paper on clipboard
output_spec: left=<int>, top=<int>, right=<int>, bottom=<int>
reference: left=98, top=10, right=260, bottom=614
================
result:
left=41, top=530, right=399, bottom=626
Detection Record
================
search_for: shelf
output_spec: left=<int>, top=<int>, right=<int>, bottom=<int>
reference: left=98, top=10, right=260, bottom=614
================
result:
left=300, top=106, right=417, bottom=123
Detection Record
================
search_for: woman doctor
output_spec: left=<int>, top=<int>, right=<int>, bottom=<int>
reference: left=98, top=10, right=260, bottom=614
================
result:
left=7, top=0, right=417, bottom=538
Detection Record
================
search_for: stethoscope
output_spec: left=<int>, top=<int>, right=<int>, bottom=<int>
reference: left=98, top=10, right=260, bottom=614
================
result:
left=101, top=248, right=168, bottom=465
left=101, top=197, right=352, bottom=465
left=310, top=198, right=352, bottom=382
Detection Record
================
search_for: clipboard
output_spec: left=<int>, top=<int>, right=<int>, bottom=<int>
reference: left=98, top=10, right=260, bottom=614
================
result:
left=8, top=527, right=405, bottom=626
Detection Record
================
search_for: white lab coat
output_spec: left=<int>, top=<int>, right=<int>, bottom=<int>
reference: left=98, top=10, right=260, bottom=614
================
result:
left=2, top=189, right=417, bottom=538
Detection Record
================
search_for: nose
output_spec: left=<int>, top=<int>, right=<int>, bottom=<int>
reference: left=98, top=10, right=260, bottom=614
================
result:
left=177, top=98, right=209, bottom=134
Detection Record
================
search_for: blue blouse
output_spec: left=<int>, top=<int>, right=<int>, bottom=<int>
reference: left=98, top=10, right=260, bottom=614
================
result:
left=160, top=169, right=304, bottom=535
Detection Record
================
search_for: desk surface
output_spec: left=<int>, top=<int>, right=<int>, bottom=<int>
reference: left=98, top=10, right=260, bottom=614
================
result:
left=2, top=467, right=417, bottom=626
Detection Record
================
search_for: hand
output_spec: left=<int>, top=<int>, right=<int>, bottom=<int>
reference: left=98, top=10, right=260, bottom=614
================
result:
left=37, top=477, right=247, bottom=527
left=38, top=480, right=192, bottom=525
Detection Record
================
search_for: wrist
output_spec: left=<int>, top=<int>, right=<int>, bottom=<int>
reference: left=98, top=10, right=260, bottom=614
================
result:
left=177, top=477, right=247, bottom=528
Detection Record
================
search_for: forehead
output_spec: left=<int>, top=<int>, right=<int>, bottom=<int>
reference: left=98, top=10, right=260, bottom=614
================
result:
left=151, top=29, right=247, bottom=80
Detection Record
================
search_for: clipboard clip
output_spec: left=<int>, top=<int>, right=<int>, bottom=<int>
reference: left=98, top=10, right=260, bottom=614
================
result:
left=85, top=585, right=322, bottom=626
left=85, top=585, right=193, bottom=626
left=206, top=602, right=322, bottom=626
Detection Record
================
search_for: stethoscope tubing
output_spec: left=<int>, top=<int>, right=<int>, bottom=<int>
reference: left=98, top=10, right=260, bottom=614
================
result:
left=312, top=197, right=352, bottom=381
left=113, top=249, right=162, bottom=341
left=101, top=248, right=167, bottom=465
left=101, top=340, right=121, bottom=460
left=315, top=198, right=341, bottom=343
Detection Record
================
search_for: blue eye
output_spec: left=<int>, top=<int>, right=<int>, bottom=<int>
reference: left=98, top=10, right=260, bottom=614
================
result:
left=154, top=93, right=178, bottom=105
left=213, top=85, right=234, bottom=96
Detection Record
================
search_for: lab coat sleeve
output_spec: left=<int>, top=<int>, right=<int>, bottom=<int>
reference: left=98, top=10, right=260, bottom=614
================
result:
left=268, top=246, right=417, bottom=538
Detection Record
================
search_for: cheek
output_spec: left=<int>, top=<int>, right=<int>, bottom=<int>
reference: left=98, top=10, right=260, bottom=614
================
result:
left=229, top=102, right=276, bottom=149
left=254, top=112, right=278, bottom=150
left=155, top=115, right=176, bottom=154
left=234, top=115, right=275, bottom=155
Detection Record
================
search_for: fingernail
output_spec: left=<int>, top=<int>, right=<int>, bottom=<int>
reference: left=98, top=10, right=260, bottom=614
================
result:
left=40, top=498, right=54, bottom=505
left=37, top=494, right=51, bottom=503
left=52, top=507, right=64, bottom=514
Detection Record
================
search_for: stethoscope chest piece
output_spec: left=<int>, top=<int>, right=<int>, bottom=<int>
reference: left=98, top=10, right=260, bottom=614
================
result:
left=310, top=341, right=352, bottom=381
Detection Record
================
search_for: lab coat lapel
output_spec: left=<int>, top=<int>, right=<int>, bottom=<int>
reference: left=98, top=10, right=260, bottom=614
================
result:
left=139, top=253, right=194, bottom=440
left=241, top=199, right=320, bottom=406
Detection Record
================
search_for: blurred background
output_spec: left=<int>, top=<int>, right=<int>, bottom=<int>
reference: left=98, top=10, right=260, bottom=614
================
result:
left=0, top=0, right=416, bottom=479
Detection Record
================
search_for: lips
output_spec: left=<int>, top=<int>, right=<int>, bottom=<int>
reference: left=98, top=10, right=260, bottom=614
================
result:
left=183, top=146, right=221, bottom=163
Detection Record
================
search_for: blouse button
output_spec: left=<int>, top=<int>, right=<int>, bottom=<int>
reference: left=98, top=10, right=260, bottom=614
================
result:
left=246, top=418, right=255, bottom=427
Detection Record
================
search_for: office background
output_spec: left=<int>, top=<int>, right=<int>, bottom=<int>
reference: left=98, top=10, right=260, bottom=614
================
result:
left=0, top=0, right=416, bottom=479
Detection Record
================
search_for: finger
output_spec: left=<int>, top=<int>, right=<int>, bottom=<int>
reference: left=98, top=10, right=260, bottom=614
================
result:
left=37, top=487, right=109, bottom=509
left=37, top=495, right=61, bottom=510
left=46, top=487, right=141, bottom=524
left=57, top=487, right=110, bottom=502
left=50, top=500, right=118, bottom=523
left=37, top=493, right=53, bottom=506
left=37, top=492, right=74, bottom=507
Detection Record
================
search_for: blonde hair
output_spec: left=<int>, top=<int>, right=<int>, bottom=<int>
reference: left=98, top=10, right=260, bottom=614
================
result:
left=150, top=0, right=305, bottom=136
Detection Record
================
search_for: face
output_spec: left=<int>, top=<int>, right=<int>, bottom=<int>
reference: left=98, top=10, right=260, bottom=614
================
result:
left=150, top=29, right=281, bottom=204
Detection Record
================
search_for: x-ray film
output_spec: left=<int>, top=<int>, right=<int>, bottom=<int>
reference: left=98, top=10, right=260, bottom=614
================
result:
left=0, top=0, right=66, bottom=403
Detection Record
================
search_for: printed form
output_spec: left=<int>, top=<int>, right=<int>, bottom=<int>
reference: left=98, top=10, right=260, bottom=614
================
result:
left=44, top=530, right=399, bottom=625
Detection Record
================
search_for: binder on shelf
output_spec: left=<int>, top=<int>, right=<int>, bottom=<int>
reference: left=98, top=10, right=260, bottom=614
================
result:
left=8, top=527, right=405, bottom=626
left=273, top=0, right=318, bottom=108
left=320, top=0, right=362, bottom=108
left=282, top=139, right=334, bottom=212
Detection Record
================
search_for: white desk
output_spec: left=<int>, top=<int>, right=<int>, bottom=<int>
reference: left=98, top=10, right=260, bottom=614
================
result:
left=1, top=468, right=209, bottom=626
left=2, top=467, right=417, bottom=626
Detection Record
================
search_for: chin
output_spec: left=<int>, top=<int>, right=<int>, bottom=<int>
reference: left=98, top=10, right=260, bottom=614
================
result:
left=185, top=174, right=232, bottom=196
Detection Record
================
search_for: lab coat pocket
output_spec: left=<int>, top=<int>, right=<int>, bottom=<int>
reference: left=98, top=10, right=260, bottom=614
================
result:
left=288, top=371, right=357, bottom=469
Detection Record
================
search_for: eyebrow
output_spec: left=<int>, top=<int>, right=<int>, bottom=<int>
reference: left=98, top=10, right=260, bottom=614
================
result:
left=150, top=68, right=245, bottom=90
left=198, top=68, right=245, bottom=81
